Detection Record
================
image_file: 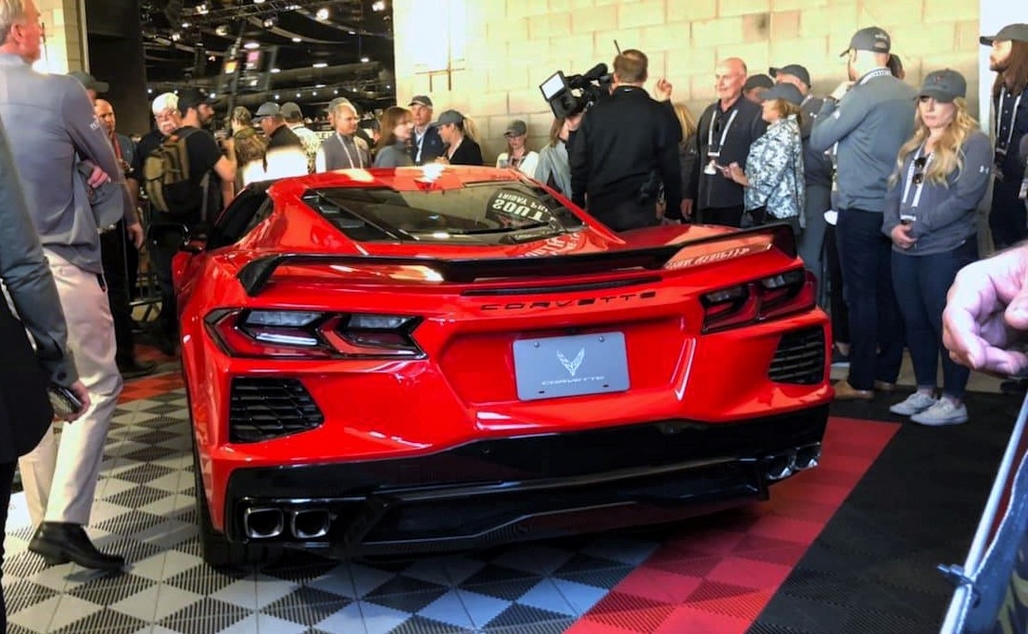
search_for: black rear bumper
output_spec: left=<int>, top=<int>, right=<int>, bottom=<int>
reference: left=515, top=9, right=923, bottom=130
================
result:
left=223, top=405, right=829, bottom=557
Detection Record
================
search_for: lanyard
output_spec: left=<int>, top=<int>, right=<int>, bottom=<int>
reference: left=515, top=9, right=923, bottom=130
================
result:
left=706, top=107, right=738, bottom=155
left=901, top=143, right=932, bottom=209
left=996, top=90, right=1024, bottom=155
left=336, top=133, right=362, bottom=168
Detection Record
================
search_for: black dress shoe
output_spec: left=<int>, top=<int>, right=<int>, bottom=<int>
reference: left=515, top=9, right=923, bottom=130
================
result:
left=29, top=522, right=125, bottom=571
left=117, top=358, right=157, bottom=380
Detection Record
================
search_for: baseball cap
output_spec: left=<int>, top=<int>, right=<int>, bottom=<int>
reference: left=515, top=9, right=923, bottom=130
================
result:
left=840, top=26, right=891, bottom=57
left=768, top=64, right=811, bottom=88
left=253, top=101, right=281, bottom=120
left=759, top=83, right=804, bottom=106
left=279, top=101, right=303, bottom=121
left=917, top=69, right=967, bottom=103
left=980, top=23, right=1028, bottom=45
left=432, top=109, right=465, bottom=127
left=68, top=70, right=109, bottom=94
left=743, top=74, right=774, bottom=93
left=504, top=119, right=528, bottom=137
left=409, top=95, right=433, bottom=108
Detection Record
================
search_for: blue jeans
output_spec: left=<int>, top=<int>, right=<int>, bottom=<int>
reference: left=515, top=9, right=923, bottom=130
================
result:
left=891, top=240, right=978, bottom=399
left=836, top=208, right=905, bottom=390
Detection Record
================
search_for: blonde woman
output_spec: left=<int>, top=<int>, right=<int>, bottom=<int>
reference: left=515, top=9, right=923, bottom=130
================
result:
left=496, top=119, right=538, bottom=176
left=725, top=83, right=804, bottom=231
left=534, top=113, right=582, bottom=198
left=882, top=69, right=992, bottom=426
left=434, top=109, right=483, bottom=165
left=673, top=103, right=698, bottom=219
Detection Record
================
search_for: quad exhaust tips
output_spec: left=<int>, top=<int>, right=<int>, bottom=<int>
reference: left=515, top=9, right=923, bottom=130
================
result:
left=242, top=506, right=332, bottom=540
left=764, top=442, right=822, bottom=481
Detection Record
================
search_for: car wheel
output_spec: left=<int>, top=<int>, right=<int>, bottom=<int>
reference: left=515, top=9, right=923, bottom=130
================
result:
left=192, top=444, right=281, bottom=569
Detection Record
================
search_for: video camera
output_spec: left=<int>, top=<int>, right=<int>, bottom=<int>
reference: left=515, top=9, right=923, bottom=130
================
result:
left=539, top=63, right=613, bottom=119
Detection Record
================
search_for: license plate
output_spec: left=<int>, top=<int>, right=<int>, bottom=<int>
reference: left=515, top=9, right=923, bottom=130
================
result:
left=513, top=332, right=629, bottom=401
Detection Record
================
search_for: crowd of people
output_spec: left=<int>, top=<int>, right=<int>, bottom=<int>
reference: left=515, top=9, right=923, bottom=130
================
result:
left=0, top=0, right=1027, bottom=625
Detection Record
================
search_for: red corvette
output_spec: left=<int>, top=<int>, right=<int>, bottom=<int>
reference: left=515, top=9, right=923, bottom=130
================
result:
left=165, top=165, right=832, bottom=567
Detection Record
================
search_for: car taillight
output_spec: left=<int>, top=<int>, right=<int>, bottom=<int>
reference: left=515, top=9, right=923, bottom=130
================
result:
left=701, top=269, right=815, bottom=333
left=205, top=309, right=424, bottom=359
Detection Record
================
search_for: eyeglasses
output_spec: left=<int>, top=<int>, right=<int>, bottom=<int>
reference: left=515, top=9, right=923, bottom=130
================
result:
left=912, top=156, right=927, bottom=185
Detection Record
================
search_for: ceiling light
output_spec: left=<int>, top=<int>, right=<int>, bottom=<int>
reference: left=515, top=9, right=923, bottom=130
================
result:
left=360, top=56, right=369, bottom=63
left=214, top=24, right=229, bottom=37
left=316, top=7, right=330, bottom=20
left=274, top=93, right=280, bottom=99
left=333, top=89, right=338, bottom=94
left=181, top=22, right=190, bottom=28
left=372, top=0, right=386, bottom=11
left=263, top=16, right=278, bottom=28
left=147, top=88, right=153, bottom=94
left=315, top=84, right=325, bottom=88
left=296, top=92, right=301, bottom=97
left=170, top=32, right=181, bottom=41
left=243, top=41, right=260, bottom=49
left=270, top=67, right=281, bottom=73
left=312, top=62, right=327, bottom=68
left=291, top=37, right=301, bottom=42
left=254, top=0, right=266, bottom=4
left=196, top=3, right=209, bottom=15
left=348, top=30, right=355, bottom=35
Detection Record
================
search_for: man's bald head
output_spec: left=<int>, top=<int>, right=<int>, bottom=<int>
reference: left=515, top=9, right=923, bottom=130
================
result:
left=715, top=57, right=748, bottom=104
left=94, top=98, right=116, bottom=136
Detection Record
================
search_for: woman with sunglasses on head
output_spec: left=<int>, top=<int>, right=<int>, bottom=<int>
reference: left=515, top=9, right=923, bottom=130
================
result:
left=882, top=69, right=992, bottom=426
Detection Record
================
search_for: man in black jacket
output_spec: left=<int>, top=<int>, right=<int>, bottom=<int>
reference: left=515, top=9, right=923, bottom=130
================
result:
left=569, top=49, right=683, bottom=232
left=685, top=57, right=768, bottom=227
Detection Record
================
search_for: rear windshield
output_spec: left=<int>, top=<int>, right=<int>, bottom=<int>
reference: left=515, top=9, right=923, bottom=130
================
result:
left=303, top=181, right=584, bottom=244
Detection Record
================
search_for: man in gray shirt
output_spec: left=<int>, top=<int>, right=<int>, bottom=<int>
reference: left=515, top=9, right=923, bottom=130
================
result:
left=810, top=26, right=916, bottom=400
left=0, top=0, right=141, bottom=572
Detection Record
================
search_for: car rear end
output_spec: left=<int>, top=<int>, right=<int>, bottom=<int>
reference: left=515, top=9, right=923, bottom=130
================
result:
left=184, top=172, right=831, bottom=559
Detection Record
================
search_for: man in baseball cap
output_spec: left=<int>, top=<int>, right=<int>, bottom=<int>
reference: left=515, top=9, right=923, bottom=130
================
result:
left=68, top=71, right=108, bottom=104
left=980, top=23, right=1028, bottom=46
left=408, top=95, right=442, bottom=164
left=768, top=64, right=811, bottom=91
left=839, top=26, right=891, bottom=57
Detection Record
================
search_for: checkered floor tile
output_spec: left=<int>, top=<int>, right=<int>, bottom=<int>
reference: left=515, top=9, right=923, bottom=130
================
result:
left=3, top=373, right=893, bottom=633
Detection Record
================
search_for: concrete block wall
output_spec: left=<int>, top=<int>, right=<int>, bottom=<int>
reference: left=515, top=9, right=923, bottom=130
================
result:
left=34, top=0, right=86, bottom=75
left=394, top=0, right=981, bottom=164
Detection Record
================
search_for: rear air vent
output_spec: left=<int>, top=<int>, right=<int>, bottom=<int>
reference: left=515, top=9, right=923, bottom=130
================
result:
left=229, top=378, right=324, bottom=443
left=768, top=327, right=825, bottom=385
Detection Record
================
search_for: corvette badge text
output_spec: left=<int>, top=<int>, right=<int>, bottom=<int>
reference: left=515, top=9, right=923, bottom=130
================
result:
left=481, top=290, right=657, bottom=311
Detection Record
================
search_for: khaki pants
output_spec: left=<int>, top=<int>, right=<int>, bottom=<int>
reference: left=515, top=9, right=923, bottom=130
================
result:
left=17, top=250, right=123, bottom=526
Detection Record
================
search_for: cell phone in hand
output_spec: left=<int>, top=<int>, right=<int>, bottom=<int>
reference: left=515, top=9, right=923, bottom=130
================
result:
left=48, top=384, right=83, bottom=419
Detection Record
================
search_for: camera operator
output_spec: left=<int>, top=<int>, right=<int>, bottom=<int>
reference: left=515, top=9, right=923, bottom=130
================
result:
left=569, top=49, right=683, bottom=231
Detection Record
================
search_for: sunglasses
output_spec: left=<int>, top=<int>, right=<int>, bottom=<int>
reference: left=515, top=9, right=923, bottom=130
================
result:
left=912, top=156, right=928, bottom=185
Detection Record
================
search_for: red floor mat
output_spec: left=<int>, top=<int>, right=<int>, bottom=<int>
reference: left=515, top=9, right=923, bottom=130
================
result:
left=566, top=417, right=898, bottom=633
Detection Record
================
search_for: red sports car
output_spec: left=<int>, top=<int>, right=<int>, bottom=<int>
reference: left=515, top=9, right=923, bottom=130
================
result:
left=165, top=166, right=832, bottom=567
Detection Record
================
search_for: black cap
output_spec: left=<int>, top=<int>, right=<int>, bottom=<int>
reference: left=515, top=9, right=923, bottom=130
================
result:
left=918, top=69, right=967, bottom=103
left=68, top=71, right=109, bottom=93
left=980, top=23, right=1028, bottom=45
left=759, top=83, right=804, bottom=106
left=840, top=26, right=891, bottom=57
left=768, top=64, right=811, bottom=88
left=743, top=74, right=774, bottom=92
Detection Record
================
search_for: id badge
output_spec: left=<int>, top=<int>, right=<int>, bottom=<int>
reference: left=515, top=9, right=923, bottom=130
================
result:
left=704, top=159, right=718, bottom=175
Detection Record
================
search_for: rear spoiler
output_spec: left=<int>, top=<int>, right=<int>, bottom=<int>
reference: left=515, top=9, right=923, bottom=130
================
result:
left=237, top=222, right=797, bottom=297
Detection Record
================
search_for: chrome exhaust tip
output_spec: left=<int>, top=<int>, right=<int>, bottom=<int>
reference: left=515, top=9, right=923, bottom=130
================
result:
left=290, top=508, right=331, bottom=540
left=243, top=506, right=285, bottom=539
left=766, top=452, right=795, bottom=481
left=794, top=443, right=822, bottom=471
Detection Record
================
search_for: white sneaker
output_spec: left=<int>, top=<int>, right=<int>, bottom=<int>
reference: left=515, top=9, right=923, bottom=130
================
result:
left=910, top=398, right=968, bottom=426
left=889, top=392, right=937, bottom=416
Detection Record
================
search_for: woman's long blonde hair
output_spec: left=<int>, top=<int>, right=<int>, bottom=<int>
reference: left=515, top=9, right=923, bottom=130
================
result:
left=893, top=97, right=979, bottom=187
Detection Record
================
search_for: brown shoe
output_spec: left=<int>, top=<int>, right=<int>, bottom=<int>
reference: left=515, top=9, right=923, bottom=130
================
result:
left=874, top=381, right=896, bottom=393
left=833, top=380, right=874, bottom=401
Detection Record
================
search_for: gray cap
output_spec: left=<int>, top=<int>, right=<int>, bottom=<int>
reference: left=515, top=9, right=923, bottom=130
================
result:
left=432, top=109, right=465, bottom=127
left=759, top=83, right=804, bottom=106
left=254, top=101, right=280, bottom=120
left=918, top=69, right=967, bottom=103
left=409, top=95, right=433, bottom=107
left=840, top=26, right=891, bottom=57
left=504, top=119, right=528, bottom=137
left=279, top=101, right=303, bottom=121
left=768, top=64, right=811, bottom=88
left=980, top=23, right=1028, bottom=45
left=68, top=71, right=109, bottom=93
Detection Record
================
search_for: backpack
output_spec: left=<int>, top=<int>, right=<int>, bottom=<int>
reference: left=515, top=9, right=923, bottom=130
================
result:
left=143, top=128, right=202, bottom=214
